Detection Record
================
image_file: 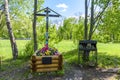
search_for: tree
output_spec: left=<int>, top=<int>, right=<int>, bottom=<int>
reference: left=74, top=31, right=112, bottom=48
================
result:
left=89, top=0, right=94, bottom=40
left=33, top=0, right=37, bottom=52
left=32, top=0, right=44, bottom=52
left=84, top=0, right=88, bottom=40
left=97, top=0, right=120, bottom=42
left=4, top=0, right=18, bottom=59
left=0, top=4, right=5, bottom=30
left=0, top=0, right=44, bottom=39
left=84, top=0, right=110, bottom=40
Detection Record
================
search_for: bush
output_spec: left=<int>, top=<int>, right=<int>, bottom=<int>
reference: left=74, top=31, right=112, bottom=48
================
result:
left=19, top=40, right=34, bottom=59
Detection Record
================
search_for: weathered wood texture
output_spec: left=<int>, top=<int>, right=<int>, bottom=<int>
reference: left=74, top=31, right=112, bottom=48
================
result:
left=30, top=54, right=63, bottom=72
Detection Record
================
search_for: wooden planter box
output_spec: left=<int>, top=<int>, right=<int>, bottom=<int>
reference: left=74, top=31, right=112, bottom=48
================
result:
left=30, top=54, right=63, bottom=72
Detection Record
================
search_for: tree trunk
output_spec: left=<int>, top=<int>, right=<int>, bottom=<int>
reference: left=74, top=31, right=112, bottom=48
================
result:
left=32, top=0, right=38, bottom=52
left=89, top=0, right=94, bottom=40
left=4, top=0, right=18, bottom=60
left=84, top=0, right=88, bottom=40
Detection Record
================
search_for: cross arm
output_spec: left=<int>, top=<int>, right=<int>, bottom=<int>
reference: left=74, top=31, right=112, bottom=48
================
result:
left=36, top=13, right=60, bottom=17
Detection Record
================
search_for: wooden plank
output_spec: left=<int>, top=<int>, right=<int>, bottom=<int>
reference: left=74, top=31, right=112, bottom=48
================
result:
left=30, top=54, right=63, bottom=72
left=36, top=14, right=60, bottom=17
left=30, top=64, right=59, bottom=68
left=30, top=65, right=33, bottom=68
left=30, top=60, right=59, bottom=64
left=36, top=64, right=58, bottom=68
left=35, top=68, right=58, bottom=72
left=32, top=55, right=59, bottom=61
left=58, top=54, right=63, bottom=70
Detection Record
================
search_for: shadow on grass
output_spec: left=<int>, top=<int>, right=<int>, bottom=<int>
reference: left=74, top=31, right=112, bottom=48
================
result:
left=0, top=56, right=30, bottom=72
left=62, top=48, right=120, bottom=68
left=1, top=48, right=120, bottom=80
left=98, top=52, right=120, bottom=68
left=62, top=48, right=120, bottom=79
left=62, top=49, right=78, bottom=64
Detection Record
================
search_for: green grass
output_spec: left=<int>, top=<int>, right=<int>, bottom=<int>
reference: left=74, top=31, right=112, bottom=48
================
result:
left=0, top=40, right=120, bottom=69
left=0, top=40, right=29, bottom=60
left=55, top=40, right=77, bottom=52
left=61, top=41, right=120, bottom=68
left=98, top=43, right=120, bottom=56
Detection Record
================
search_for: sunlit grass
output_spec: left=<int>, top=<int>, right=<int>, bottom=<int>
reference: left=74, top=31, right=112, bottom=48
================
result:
left=98, top=43, right=120, bottom=56
left=0, top=40, right=120, bottom=59
left=0, top=40, right=29, bottom=60
left=0, top=40, right=120, bottom=68
left=55, top=40, right=77, bottom=52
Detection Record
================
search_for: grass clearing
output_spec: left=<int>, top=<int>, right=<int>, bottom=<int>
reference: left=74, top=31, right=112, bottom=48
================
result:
left=98, top=43, right=120, bottom=56
left=0, top=40, right=120, bottom=70
left=0, top=40, right=29, bottom=60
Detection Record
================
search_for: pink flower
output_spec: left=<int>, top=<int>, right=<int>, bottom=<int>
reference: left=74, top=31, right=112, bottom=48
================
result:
left=40, top=44, right=49, bottom=53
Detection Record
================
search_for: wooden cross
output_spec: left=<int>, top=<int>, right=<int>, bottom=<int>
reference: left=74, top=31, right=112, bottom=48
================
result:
left=36, top=7, right=61, bottom=46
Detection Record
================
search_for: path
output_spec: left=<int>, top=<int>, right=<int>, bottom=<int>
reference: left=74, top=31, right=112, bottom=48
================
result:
left=0, top=62, right=120, bottom=80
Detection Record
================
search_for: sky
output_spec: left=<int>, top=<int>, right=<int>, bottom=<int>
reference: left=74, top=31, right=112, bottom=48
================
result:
left=43, top=0, right=85, bottom=18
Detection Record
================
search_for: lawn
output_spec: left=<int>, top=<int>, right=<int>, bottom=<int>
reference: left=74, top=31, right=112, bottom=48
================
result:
left=98, top=42, right=120, bottom=56
left=0, top=40, right=29, bottom=60
left=0, top=40, right=120, bottom=68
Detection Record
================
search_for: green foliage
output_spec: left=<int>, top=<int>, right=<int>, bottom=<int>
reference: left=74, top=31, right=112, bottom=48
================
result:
left=62, top=41, right=120, bottom=68
left=0, top=11, right=5, bottom=30
left=1, top=0, right=120, bottom=43
left=20, top=21, right=63, bottom=58
left=72, top=17, right=84, bottom=43
left=0, top=0, right=44, bottom=39
left=95, top=0, right=120, bottom=43
left=49, top=25, right=61, bottom=47
left=19, top=40, right=34, bottom=58
left=63, top=49, right=78, bottom=64
left=1, top=40, right=120, bottom=69
left=0, top=10, right=7, bottom=38
left=0, top=40, right=29, bottom=60
left=98, top=54, right=120, bottom=68
left=57, top=17, right=84, bottom=43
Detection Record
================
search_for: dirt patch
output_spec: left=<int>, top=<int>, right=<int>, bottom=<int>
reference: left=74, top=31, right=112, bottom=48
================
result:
left=0, top=62, right=120, bottom=80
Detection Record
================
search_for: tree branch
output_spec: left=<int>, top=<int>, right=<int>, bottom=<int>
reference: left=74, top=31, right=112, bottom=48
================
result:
left=92, top=0, right=110, bottom=34
left=94, top=0, right=99, bottom=11
left=94, top=0, right=110, bottom=25
left=92, top=17, right=102, bottom=33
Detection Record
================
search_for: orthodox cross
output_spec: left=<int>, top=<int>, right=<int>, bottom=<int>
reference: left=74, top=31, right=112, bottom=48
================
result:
left=36, top=7, right=61, bottom=46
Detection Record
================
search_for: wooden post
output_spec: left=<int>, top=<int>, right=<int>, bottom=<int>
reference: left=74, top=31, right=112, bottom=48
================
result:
left=45, top=7, right=50, bottom=46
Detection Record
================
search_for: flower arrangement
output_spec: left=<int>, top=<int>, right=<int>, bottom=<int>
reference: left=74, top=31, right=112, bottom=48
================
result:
left=36, top=44, right=60, bottom=56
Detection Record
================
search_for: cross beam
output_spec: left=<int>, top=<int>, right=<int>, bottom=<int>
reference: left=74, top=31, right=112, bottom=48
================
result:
left=36, top=7, right=61, bottom=46
left=36, top=14, right=60, bottom=17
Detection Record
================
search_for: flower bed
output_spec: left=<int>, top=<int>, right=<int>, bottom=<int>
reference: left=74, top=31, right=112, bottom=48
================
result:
left=30, top=45, right=63, bottom=72
left=35, top=44, right=60, bottom=56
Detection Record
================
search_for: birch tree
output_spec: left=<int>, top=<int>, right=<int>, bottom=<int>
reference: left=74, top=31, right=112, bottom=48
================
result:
left=4, top=0, right=18, bottom=60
